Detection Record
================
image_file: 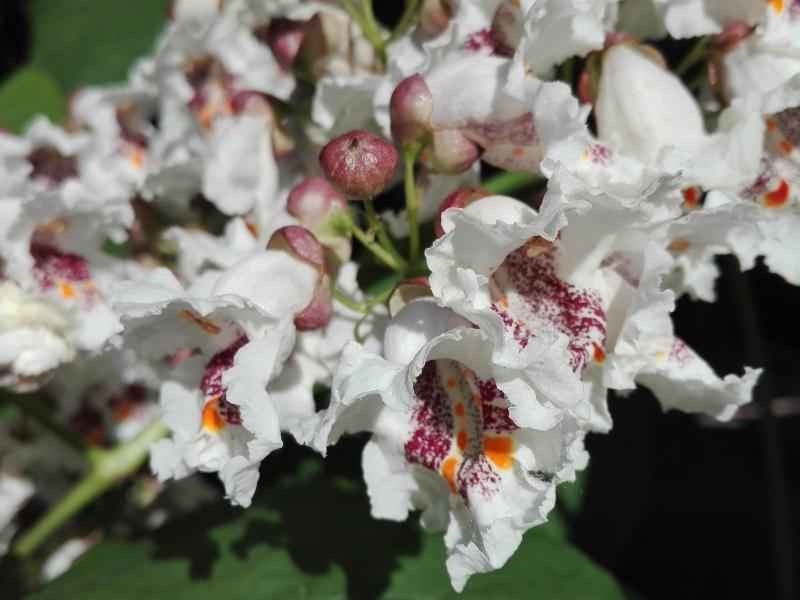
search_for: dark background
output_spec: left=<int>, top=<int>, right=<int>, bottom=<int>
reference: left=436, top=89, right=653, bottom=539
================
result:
left=1, top=2, right=798, bottom=598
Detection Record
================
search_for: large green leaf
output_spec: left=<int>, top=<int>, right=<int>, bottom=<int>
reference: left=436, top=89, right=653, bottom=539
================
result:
left=27, top=0, right=170, bottom=89
left=0, top=66, right=64, bottom=133
left=29, top=443, right=622, bottom=599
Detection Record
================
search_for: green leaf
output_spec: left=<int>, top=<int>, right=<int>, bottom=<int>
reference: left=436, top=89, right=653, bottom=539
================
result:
left=0, top=66, right=65, bottom=133
left=29, top=443, right=622, bottom=599
left=27, top=0, right=171, bottom=89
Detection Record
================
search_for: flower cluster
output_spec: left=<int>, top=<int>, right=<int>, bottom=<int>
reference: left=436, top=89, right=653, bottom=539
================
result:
left=1, top=0, right=798, bottom=590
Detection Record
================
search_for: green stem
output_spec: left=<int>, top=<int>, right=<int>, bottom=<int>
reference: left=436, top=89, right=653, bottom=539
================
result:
left=12, top=419, right=168, bottom=559
left=350, top=224, right=407, bottom=271
left=363, top=197, right=408, bottom=271
left=331, top=286, right=368, bottom=313
left=344, top=0, right=386, bottom=67
left=482, top=170, right=545, bottom=195
left=403, top=150, right=421, bottom=266
left=2, top=392, right=91, bottom=456
left=387, top=0, right=422, bottom=44
left=675, top=35, right=711, bottom=77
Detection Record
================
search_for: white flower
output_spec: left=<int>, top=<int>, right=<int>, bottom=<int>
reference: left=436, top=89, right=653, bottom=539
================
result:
left=651, top=0, right=769, bottom=38
left=112, top=246, right=327, bottom=506
left=301, top=299, right=586, bottom=591
left=515, top=0, right=619, bottom=75
left=427, top=190, right=760, bottom=430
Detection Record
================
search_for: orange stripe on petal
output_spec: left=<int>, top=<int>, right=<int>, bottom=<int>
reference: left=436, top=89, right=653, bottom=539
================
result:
left=177, top=309, right=222, bottom=334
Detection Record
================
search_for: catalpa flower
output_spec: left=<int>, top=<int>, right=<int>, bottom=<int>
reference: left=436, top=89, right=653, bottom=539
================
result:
left=112, top=228, right=331, bottom=505
left=427, top=189, right=760, bottom=431
left=301, top=299, right=587, bottom=591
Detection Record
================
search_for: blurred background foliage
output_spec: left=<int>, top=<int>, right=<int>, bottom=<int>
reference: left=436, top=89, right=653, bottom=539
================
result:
left=0, top=1, right=799, bottom=599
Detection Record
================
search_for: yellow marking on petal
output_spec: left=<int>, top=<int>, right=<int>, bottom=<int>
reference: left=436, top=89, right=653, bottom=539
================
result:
left=130, top=146, right=145, bottom=167
left=766, top=0, right=783, bottom=13
left=177, top=309, right=221, bottom=334
left=454, top=402, right=465, bottom=417
left=764, top=179, right=790, bottom=208
left=445, top=378, right=457, bottom=389
left=442, top=456, right=458, bottom=494
left=511, top=145, right=524, bottom=157
left=201, top=396, right=225, bottom=432
left=654, top=350, right=667, bottom=361
left=484, top=436, right=513, bottom=469
left=245, top=219, right=259, bottom=237
left=457, top=430, right=468, bottom=451
left=59, top=281, right=75, bottom=298
left=199, top=104, right=214, bottom=130
left=581, top=148, right=591, bottom=160
left=766, top=117, right=777, bottom=131
left=779, top=139, right=793, bottom=155
left=592, top=342, right=606, bottom=363
left=668, top=238, right=692, bottom=251
left=496, top=296, right=509, bottom=309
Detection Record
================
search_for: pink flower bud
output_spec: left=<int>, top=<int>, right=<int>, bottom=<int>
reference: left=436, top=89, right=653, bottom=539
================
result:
left=434, top=186, right=492, bottom=237
left=264, top=18, right=306, bottom=70
left=427, top=129, right=479, bottom=175
left=390, top=74, right=434, bottom=150
left=267, top=226, right=331, bottom=330
left=287, top=177, right=349, bottom=227
left=714, top=21, right=754, bottom=53
left=319, top=130, right=399, bottom=199
left=388, top=277, right=431, bottom=318
left=420, top=0, right=452, bottom=38
left=287, top=177, right=352, bottom=263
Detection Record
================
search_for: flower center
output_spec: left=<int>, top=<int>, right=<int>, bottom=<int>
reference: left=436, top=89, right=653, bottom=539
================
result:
left=490, top=245, right=607, bottom=372
left=200, top=335, right=247, bottom=431
left=405, top=359, right=517, bottom=500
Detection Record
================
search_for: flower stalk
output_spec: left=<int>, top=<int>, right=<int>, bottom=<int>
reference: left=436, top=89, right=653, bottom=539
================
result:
left=403, top=149, right=421, bottom=265
left=12, top=419, right=168, bottom=559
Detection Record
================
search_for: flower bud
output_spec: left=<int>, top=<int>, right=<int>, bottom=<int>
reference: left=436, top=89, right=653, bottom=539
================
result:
left=427, top=129, right=480, bottom=175
left=434, top=186, right=492, bottom=237
left=390, top=74, right=434, bottom=150
left=267, top=226, right=332, bottom=330
left=319, top=130, right=399, bottom=199
left=263, top=18, right=306, bottom=70
left=388, top=277, right=432, bottom=318
left=595, top=43, right=704, bottom=163
left=287, top=177, right=352, bottom=263
left=420, top=0, right=452, bottom=37
left=294, top=13, right=343, bottom=80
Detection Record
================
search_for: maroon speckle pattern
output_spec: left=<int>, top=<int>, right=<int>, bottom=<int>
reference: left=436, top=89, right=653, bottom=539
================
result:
left=669, top=337, right=693, bottom=367
left=491, top=246, right=606, bottom=373
left=591, top=144, right=613, bottom=165
left=30, top=242, right=91, bottom=289
left=200, top=335, right=248, bottom=426
left=790, top=0, right=800, bottom=20
left=404, top=361, right=453, bottom=474
left=26, top=146, right=78, bottom=185
left=404, top=360, right=518, bottom=502
left=741, top=157, right=778, bottom=198
left=461, top=29, right=512, bottom=56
